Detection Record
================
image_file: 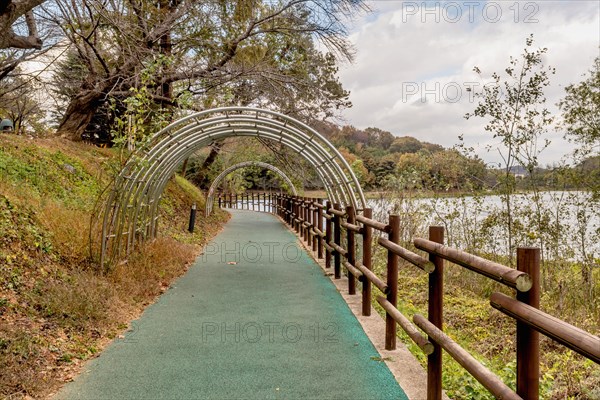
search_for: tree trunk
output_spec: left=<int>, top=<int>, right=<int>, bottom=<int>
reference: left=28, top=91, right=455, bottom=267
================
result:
left=56, top=90, right=104, bottom=141
left=158, top=0, right=173, bottom=107
left=180, top=157, right=189, bottom=177
left=192, top=141, right=223, bottom=188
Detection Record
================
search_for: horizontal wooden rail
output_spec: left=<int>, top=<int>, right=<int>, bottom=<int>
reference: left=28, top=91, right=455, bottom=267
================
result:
left=341, top=221, right=362, bottom=233
left=328, top=208, right=346, bottom=217
left=378, top=237, right=435, bottom=273
left=356, top=214, right=391, bottom=233
left=414, top=238, right=532, bottom=292
left=491, top=292, right=600, bottom=364
left=343, top=260, right=363, bottom=280
left=313, top=227, right=325, bottom=237
left=323, top=242, right=334, bottom=253
left=356, top=264, right=389, bottom=294
left=377, top=296, right=434, bottom=355
left=331, top=242, right=348, bottom=257
left=413, top=314, right=523, bottom=400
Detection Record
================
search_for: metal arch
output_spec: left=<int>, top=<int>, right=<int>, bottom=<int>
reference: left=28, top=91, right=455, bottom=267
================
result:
left=122, top=131, right=343, bottom=252
left=127, top=130, right=343, bottom=246
left=100, top=107, right=366, bottom=267
left=205, top=161, right=298, bottom=216
left=105, top=126, right=346, bottom=263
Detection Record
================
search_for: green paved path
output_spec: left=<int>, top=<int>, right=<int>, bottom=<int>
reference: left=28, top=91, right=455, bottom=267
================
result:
left=57, top=210, right=407, bottom=400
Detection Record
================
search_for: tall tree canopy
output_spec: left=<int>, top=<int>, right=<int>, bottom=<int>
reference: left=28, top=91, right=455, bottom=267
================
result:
left=49, top=0, right=365, bottom=140
left=558, top=56, right=600, bottom=156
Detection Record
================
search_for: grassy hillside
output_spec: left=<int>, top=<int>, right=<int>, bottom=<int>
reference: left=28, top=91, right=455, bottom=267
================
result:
left=0, top=135, right=228, bottom=398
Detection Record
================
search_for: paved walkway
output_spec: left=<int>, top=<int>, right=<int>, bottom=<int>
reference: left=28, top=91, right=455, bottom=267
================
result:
left=56, top=210, right=407, bottom=399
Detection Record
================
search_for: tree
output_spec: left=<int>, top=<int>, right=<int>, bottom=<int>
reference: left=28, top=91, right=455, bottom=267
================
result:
left=51, top=0, right=365, bottom=140
left=465, top=35, right=555, bottom=262
left=558, top=56, right=600, bottom=157
left=0, top=0, right=45, bottom=50
left=1, top=0, right=58, bottom=85
left=0, top=67, right=46, bottom=134
left=389, top=136, right=423, bottom=154
left=364, top=127, right=394, bottom=150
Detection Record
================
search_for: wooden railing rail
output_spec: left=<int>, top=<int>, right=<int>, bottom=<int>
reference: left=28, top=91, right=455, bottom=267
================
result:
left=216, top=193, right=600, bottom=400
left=490, top=292, right=600, bottom=364
left=414, top=238, right=533, bottom=292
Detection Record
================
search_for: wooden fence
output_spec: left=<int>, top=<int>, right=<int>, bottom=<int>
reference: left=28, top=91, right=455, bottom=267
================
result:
left=217, top=192, right=600, bottom=400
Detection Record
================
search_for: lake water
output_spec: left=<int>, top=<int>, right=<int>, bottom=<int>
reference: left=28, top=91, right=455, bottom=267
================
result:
left=231, top=191, right=599, bottom=262
left=366, top=191, right=600, bottom=261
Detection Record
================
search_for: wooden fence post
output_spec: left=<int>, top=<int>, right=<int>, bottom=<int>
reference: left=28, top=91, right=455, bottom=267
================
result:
left=346, top=205, right=356, bottom=295
left=325, top=201, right=332, bottom=269
left=362, top=208, right=373, bottom=316
left=428, top=226, right=444, bottom=400
left=333, top=203, right=342, bottom=279
left=304, top=198, right=309, bottom=243
left=312, top=198, right=318, bottom=252
left=317, top=199, right=324, bottom=259
left=517, top=247, right=540, bottom=400
left=385, top=214, right=400, bottom=350
left=308, top=198, right=312, bottom=248
left=298, top=198, right=302, bottom=235
left=300, top=198, right=303, bottom=240
left=294, top=198, right=299, bottom=233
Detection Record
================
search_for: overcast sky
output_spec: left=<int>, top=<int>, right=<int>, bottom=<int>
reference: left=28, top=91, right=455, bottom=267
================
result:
left=338, top=0, right=600, bottom=165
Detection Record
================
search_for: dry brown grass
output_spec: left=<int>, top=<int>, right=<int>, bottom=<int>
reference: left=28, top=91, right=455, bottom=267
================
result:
left=38, top=202, right=92, bottom=267
left=109, top=238, right=198, bottom=306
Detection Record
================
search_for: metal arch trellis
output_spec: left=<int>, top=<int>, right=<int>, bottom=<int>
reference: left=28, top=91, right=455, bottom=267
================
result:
left=205, top=161, right=298, bottom=217
left=100, top=106, right=366, bottom=268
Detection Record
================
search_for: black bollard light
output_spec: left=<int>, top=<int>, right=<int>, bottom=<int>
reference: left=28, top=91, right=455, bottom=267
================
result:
left=188, top=203, right=197, bottom=233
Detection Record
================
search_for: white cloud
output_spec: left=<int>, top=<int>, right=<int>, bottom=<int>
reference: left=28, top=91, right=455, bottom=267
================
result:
left=339, top=1, right=600, bottom=164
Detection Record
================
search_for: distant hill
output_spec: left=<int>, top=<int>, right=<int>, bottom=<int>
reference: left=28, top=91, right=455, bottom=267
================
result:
left=310, top=121, right=486, bottom=191
left=313, top=121, right=443, bottom=156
